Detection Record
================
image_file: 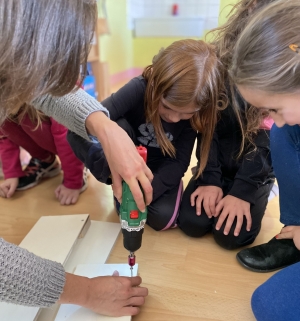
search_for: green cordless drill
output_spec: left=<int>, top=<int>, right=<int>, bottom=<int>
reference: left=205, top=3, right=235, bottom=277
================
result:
left=119, top=146, right=148, bottom=276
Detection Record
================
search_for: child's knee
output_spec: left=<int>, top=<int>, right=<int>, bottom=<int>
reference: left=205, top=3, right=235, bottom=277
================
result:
left=178, top=217, right=210, bottom=238
left=213, top=227, right=256, bottom=250
left=147, top=202, right=178, bottom=231
left=177, top=209, right=212, bottom=238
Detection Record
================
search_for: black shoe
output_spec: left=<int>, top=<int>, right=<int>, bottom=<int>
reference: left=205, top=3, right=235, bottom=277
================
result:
left=236, top=237, right=300, bottom=273
left=17, top=157, right=61, bottom=190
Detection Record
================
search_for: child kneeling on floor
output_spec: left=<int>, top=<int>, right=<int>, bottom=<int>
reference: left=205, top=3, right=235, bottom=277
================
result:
left=68, top=39, right=227, bottom=230
left=0, top=105, right=87, bottom=205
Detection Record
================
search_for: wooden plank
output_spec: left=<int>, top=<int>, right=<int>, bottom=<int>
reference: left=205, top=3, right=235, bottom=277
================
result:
left=91, top=61, right=111, bottom=102
left=0, top=214, right=90, bottom=321
left=55, top=264, right=138, bottom=321
left=20, top=214, right=90, bottom=263
left=97, top=18, right=109, bottom=35
left=37, top=221, right=121, bottom=321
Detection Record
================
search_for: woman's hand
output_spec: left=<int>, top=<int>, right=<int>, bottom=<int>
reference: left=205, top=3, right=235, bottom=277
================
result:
left=0, top=177, right=19, bottom=198
left=277, top=226, right=300, bottom=250
left=215, top=195, right=251, bottom=236
left=190, top=186, right=223, bottom=218
left=59, top=273, right=148, bottom=317
left=86, top=112, right=153, bottom=212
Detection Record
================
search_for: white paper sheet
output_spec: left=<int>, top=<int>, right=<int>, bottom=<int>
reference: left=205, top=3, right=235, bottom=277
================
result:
left=55, top=264, right=138, bottom=321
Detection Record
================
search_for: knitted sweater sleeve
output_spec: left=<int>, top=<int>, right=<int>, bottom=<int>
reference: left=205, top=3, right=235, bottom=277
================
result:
left=32, top=89, right=109, bottom=141
left=0, top=238, right=65, bottom=307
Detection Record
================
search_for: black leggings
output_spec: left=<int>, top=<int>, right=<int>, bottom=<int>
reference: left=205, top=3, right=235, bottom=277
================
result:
left=177, top=177, right=273, bottom=250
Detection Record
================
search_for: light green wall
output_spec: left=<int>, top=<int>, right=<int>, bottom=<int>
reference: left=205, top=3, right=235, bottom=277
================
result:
left=99, top=0, right=237, bottom=74
left=219, top=0, right=237, bottom=25
left=98, top=0, right=133, bottom=75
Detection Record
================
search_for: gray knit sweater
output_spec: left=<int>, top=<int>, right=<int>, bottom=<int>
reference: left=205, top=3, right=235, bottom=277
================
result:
left=0, top=89, right=108, bottom=307
left=32, top=88, right=109, bottom=140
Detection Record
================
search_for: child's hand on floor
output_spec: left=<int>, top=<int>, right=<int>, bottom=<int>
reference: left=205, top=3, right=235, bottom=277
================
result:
left=55, top=184, right=81, bottom=205
left=190, top=186, right=223, bottom=218
left=0, top=177, right=19, bottom=198
left=215, top=195, right=251, bottom=237
left=277, top=226, right=300, bottom=250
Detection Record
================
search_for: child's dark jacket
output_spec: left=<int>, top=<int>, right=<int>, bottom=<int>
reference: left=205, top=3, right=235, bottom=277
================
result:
left=195, top=94, right=274, bottom=205
left=68, top=76, right=196, bottom=201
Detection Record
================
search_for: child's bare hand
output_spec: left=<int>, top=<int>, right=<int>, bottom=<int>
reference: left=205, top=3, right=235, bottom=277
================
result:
left=0, top=178, right=19, bottom=198
left=190, top=186, right=223, bottom=218
left=277, top=226, right=300, bottom=250
left=215, top=195, right=251, bottom=237
left=55, top=184, right=81, bottom=205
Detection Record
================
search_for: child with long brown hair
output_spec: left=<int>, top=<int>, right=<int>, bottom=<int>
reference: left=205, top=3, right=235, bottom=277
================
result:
left=229, top=1, right=300, bottom=319
left=177, top=0, right=275, bottom=250
left=68, top=39, right=226, bottom=231
left=0, top=105, right=87, bottom=205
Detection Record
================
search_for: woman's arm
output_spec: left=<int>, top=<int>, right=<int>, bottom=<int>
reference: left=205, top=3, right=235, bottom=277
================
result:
left=32, top=88, right=108, bottom=141
left=0, top=238, right=65, bottom=307
left=32, top=89, right=153, bottom=211
left=0, top=238, right=148, bottom=316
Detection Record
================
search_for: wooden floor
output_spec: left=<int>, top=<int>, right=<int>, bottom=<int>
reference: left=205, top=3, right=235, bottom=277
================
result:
left=0, top=81, right=283, bottom=321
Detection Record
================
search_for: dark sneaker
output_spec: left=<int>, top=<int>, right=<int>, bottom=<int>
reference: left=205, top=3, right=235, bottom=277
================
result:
left=17, top=157, right=61, bottom=191
left=236, top=237, right=300, bottom=273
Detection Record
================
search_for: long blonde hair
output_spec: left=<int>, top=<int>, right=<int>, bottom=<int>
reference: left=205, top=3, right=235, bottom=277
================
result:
left=230, top=0, right=300, bottom=94
left=208, top=0, right=275, bottom=71
left=229, top=0, right=300, bottom=155
left=142, top=39, right=227, bottom=177
left=0, top=0, right=97, bottom=123
left=8, top=104, right=47, bottom=129
left=208, top=0, right=276, bottom=155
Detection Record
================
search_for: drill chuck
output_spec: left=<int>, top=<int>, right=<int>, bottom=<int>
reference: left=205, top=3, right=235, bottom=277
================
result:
left=122, top=228, right=144, bottom=252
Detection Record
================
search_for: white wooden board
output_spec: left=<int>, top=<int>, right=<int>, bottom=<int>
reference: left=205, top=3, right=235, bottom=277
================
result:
left=55, top=264, right=138, bottom=321
left=0, top=214, right=90, bottom=321
left=37, top=221, right=121, bottom=321
left=20, top=214, right=90, bottom=263
left=0, top=216, right=121, bottom=321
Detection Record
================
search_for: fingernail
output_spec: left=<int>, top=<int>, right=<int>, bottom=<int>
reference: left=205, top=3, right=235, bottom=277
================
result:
left=275, top=234, right=279, bottom=239
left=224, top=231, right=228, bottom=235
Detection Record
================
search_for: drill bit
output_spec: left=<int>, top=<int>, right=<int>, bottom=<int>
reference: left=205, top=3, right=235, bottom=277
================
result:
left=128, top=252, right=136, bottom=277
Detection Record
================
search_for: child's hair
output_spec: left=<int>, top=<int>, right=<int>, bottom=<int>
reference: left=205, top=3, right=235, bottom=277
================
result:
left=0, top=0, right=97, bottom=123
left=208, top=0, right=276, bottom=156
left=9, top=104, right=47, bottom=129
left=230, top=0, right=300, bottom=94
left=142, top=39, right=227, bottom=178
left=208, top=0, right=275, bottom=71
